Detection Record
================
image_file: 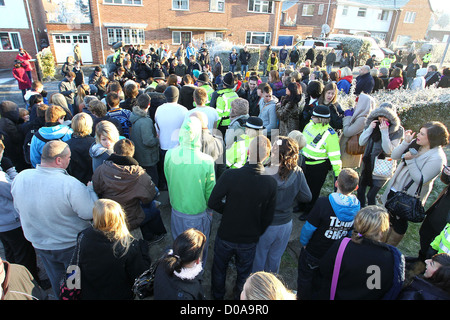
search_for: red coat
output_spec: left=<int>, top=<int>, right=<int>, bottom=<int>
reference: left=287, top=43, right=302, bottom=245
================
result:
left=15, top=52, right=32, bottom=71
left=387, top=77, right=403, bottom=90
left=12, top=67, right=31, bottom=90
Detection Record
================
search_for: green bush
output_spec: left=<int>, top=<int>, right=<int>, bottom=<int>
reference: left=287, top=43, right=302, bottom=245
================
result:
left=37, top=48, right=56, bottom=80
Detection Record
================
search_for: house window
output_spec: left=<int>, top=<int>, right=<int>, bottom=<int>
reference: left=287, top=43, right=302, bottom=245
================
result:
left=342, top=6, right=348, bottom=16
left=357, top=7, right=366, bottom=17
left=205, top=32, right=224, bottom=42
left=104, top=0, right=142, bottom=5
left=0, top=32, right=22, bottom=51
left=107, top=28, right=144, bottom=45
left=302, top=4, right=315, bottom=16
left=0, top=0, right=5, bottom=6
left=246, top=31, right=271, bottom=45
left=173, top=0, right=189, bottom=10
left=248, top=0, right=273, bottom=14
left=404, top=11, right=416, bottom=23
left=172, top=31, right=192, bottom=45
left=318, top=4, right=324, bottom=16
left=210, top=0, right=225, bottom=12
left=378, top=10, right=389, bottom=21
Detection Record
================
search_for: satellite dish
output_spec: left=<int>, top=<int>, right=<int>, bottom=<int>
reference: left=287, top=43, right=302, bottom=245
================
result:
left=321, top=24, right=331, bottom=37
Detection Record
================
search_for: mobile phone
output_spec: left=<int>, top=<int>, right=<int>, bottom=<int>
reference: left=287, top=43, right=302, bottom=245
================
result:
left=385, top=121, right=390, bottom=126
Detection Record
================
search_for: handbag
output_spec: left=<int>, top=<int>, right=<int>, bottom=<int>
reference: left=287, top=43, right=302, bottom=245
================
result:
left=372, top=156, right=397, bottom=179
left=132, top=258, right=162, bottom=299
left=346, top=133, right=365, bottom=155
left=330, top=237, right=351, bottom=300
left=59, top=233, right=83, bottom=300
left=385, top=176, right=425, bottom=223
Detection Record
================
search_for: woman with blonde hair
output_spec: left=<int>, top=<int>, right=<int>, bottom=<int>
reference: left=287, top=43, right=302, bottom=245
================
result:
left=78, top=199, right=151, bottom=299
left=89, top=120, right=121, bottom=172
left=154, top=228, right=207, bottom=300
left=337, top=66, right=353, bottom=94
left=241, top=271, right=296, bottom=300
left=316, top=206, right=405, bottom=300
left=66, top=112, right=95, bottom=184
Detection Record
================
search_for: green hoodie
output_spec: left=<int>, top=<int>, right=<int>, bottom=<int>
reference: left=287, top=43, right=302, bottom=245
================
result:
left=164, top=117, right=216, bottom=215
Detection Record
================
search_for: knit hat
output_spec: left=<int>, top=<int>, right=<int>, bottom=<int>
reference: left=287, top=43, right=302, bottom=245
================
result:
left=153, top=69, right=166, bottom=81
left=222, top=72, right=234, bottom=88
left=193, top=69, right=200, bottom=79
left=198, top=72, right=209, bottom=83
left=312, top=105, right=330, bottom=118
left=164, top=86, right=179, bottom=102
left=244, top=116, right=264, bottom=129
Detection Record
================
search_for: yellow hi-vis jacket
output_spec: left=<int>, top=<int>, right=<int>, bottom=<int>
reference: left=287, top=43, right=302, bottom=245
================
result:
left=301, top=120, right=342, bottom=177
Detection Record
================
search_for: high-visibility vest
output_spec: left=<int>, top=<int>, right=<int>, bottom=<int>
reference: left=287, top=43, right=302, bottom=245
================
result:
left=430, top=223, right=450, bottom=254
left=380, top=57, right=393, bottom=69
left=301, top=121, right=342, bottom=176
left=202, top=84, right=214, bottom=106
left=226, top=134, right=252, bottom=169
left=216, top=88, right=238, bottom=127
left=422, top=53, right=432, bottom=63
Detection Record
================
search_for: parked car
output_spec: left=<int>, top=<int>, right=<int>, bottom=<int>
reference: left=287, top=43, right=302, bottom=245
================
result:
left=328, top=34, right=385, bottom=62
left=293, top=38, right=344, bottom=62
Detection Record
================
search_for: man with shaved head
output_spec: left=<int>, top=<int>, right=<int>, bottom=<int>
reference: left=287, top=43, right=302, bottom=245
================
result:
left=11, top=140, right=98, bottom=298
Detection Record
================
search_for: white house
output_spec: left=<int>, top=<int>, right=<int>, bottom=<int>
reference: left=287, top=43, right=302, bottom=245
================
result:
left=332, top=0, right=409, bottom=42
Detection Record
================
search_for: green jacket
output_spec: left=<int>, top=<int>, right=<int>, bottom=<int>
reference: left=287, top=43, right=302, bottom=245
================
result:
left=164, top=117, right=216, bottom=215
left=422, top=53, right=432, bottom=63
left=430, top=223, right=450, bottom=254
left=301, top=120, right=342, bottom=176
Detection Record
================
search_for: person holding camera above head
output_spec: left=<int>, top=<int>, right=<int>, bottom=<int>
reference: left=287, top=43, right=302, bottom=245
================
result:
left=381, top=121, right=449, bottom=246
left=357, top=103, right=404, bottom=207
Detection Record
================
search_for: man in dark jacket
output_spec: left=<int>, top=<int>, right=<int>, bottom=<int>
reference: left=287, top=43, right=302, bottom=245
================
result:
left=425, top=65, right=441, bottom=87
left=239, top=46, right=251, bottom=78
left=305, top=46, right=315, bottom=65
left=279, top=45, right=289, bottom=65
left=355, top=65, right=375, bottom=95
left=209, top=135, right=277, bottom=300
left=325, top=49, right=336, bottom=74
left=289, top=47, right=300, bottom=67
left=245, top=76, right=260, bottom=116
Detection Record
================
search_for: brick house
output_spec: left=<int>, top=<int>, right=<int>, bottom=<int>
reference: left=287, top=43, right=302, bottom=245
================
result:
left=332, top=0, right=433, bottom=47
left=35, top=0, right=287, bottom=65
left=0, top=0, right=40, bottom=70
left=278, top=0, right=338, bottom=45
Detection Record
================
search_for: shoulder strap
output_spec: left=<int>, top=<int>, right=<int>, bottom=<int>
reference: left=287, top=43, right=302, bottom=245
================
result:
left=330, top=237, right=351, bottom=300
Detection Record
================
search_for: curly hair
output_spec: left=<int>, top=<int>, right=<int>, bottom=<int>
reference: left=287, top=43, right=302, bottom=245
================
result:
left=272, top=136, right=299, bottom=181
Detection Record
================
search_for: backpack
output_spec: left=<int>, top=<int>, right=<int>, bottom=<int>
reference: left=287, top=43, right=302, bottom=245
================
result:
left=23, top=128, right=70, bottom=165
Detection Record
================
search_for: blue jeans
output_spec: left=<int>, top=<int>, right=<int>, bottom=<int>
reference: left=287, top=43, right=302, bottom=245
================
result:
left=211, top=235, right=257, bottom=300
left=326, top=65, right=332, bottom=74
left=170, top=208, right=212, bottom=268
left=241, top=64, right=248, bottom=78
left=35, top=246, right=76, bottom=299
left=230, top=64, right=236, bottom=73
left=252, top=220, right=292, bottom=273
left=297, top=247, right=320, bottom=300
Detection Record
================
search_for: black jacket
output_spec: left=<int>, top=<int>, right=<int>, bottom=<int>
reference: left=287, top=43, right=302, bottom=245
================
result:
left=66, top=134, right=96, bottom=185
left=208, top=163, right=277, bottom=243
left=78, top=227, right=151, bottom=300
left=239, top=50, right=251, bottom=65
left=245, top=88, right=260, bottom=116
left=154, top=260, right=205, bottom=300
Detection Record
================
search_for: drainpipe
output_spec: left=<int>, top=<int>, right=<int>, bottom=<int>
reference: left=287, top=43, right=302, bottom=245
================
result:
left=96, top=0, right=105, bottom=65
left=25, top=0, right=39, bottom=54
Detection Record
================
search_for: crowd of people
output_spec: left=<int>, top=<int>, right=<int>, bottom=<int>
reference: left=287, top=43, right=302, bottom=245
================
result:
left=1, top=40, right=450, bottom=301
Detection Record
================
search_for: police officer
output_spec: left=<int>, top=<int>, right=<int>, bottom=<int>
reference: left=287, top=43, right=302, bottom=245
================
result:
left=210, top=72, right=239, bottom=137
left=299, top=105, right=342, bottom=220
left=196, top=73, right=214, bottom=106
left=422, top=49, right=432, bottom=68
left=225, top=117, right=264, bottom=169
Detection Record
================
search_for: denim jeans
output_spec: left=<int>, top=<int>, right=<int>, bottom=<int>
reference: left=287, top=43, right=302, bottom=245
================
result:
left=230, top=64, right=236, bottom=73
left=241, top=64, right=248, bottom=78
left=211, top=235, right=257, bottom=300
left=35, top=246, right=76, bottom=299
left=252, top=220, right=292, bottom=273
left=297, top=247, right=320, bottom=300
left=326, top=65, right=332, bottom=75
left=171, top=208, right=212, bottom=268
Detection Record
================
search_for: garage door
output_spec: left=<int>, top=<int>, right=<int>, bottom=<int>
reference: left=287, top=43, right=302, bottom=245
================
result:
left=52, top=33, right=93, bottom=64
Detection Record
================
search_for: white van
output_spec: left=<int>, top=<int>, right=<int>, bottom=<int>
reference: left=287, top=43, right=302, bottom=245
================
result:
left=328, top=34, right=385, bottom=62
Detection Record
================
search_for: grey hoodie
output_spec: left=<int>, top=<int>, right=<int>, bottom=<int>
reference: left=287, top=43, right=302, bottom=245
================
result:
left=89, top=143, right=112, bottom=172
